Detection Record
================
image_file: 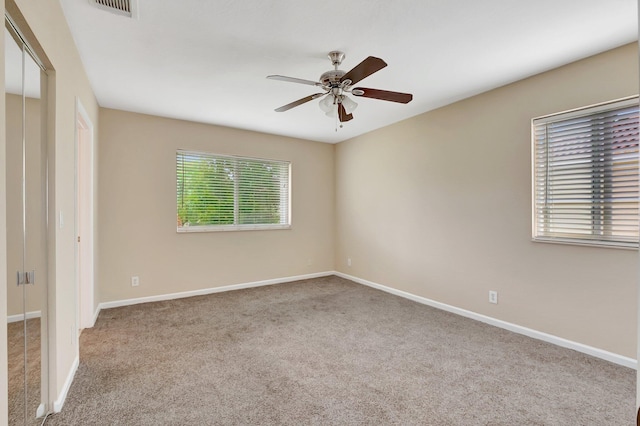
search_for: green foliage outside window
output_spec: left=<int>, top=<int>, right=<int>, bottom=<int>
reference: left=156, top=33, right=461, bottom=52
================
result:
left=177, top=151, right=289, bottom=230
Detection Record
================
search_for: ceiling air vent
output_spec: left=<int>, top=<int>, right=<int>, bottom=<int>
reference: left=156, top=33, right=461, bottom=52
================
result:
left=90, top=0, right=138, bottom=19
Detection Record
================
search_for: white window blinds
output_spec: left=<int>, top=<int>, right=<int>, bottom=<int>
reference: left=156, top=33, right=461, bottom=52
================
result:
left=532, top=97, right=639, bottom=248
left=177, top=150, right=291, bottom=232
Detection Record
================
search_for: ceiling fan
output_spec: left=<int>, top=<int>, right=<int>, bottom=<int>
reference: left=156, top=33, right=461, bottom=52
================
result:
left=267, top=51, right=413, bottom=124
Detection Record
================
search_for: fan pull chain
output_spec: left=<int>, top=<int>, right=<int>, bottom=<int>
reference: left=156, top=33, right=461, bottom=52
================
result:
left=334, top=104, right=344, bottom=131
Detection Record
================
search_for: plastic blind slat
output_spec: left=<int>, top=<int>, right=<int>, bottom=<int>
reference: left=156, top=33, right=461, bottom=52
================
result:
left=176, top=151, right=290, bottom=230
left=533, top=99, right=640, bottom=247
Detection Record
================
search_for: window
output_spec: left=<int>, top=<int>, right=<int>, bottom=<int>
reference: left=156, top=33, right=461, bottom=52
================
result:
left=532, top=97, right=639, bottom=248
left=176, top=150, right=290, bottom=232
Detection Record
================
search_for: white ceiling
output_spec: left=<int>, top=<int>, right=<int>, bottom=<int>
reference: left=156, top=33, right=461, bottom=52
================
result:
left=58, top=0, right=638, bottom=143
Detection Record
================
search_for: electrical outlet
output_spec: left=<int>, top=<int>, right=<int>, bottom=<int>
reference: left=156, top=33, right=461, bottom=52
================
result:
left=489, top=290, right=498, bottom=304
left=131, top=276, right=140, bottom=287
left=347, top=258, right=352, bottom=267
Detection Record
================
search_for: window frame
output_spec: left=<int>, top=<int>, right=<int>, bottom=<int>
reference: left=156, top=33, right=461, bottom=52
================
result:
left=531, top=96, right=639, bottom=249
left=176, top=150, right=292, bottom=233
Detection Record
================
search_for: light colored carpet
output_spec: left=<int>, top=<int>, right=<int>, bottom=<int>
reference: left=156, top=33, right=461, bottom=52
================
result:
left=45, top=276, right=634, bottom=425
left=8, top=318, right=41, bottom=426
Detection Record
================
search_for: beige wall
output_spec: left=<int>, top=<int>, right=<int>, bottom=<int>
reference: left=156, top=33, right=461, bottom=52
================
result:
left=2, top=0, right=100, bottom=415
left=336, top=43, right=639, bottom=358
left=98, top=108, right=334, bottom=302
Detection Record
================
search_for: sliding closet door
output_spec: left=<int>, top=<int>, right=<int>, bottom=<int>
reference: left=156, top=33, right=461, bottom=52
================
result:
left=23, top=28, right=47, bottom=426
left=6, top=24, right=27, bottom=425
left=5, top=15, right=48, bottom=426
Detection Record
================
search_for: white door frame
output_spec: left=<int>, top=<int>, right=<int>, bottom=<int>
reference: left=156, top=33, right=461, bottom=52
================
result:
left=637, top=1, right=640, bottom=418
left=75, top=98, right=95, bottom=330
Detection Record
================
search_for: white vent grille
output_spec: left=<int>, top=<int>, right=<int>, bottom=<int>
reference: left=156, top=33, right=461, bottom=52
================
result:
left=91, top=0, right=138, bottom=18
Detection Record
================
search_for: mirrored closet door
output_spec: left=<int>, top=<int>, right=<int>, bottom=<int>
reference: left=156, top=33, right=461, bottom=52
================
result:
left=5, top=13, right=49, bottom=426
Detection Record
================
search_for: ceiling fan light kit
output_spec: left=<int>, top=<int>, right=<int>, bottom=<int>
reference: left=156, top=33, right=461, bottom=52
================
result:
left=267, top=50, right=413, bottom=128
left=318, top=93, right=336, bottom=115
left=340, top=95, right=358, bottom=114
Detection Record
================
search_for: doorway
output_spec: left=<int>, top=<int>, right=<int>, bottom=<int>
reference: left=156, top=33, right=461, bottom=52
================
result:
left=76, top=100, right=95, bottom=331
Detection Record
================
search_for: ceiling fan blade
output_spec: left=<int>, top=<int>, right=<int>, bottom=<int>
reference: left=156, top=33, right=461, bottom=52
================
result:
left=274, top=93, right=325, bottom=112
left=267, top=75, right=322, bottom=87
left=340, top=56, right=387, bottom=85
left=338, top=103, right=354, bottom=122
left=352, top=87, right=413, bottom=104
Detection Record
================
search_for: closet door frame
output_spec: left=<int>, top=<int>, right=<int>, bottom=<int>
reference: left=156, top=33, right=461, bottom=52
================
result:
left=5, top=8, right=51, bottom=422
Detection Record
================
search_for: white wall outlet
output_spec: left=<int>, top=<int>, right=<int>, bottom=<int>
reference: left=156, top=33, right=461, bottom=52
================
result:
left=131, top=276, right=140, bottom=287
left=347, top=258, right=352, bottom=267
left=489, top=290, right=498, bottom=304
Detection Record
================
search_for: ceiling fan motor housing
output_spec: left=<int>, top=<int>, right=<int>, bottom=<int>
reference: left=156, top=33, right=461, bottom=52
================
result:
left=320, top=70, right=346, bottom=88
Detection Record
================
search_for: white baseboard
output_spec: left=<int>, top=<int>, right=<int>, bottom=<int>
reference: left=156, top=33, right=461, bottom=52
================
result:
left=7, top=310, right=41, bottom=323
left=98, top=271, right=334, bottom=311
left=334, top=271, right=637, bottom=370
left=53, top=355, right=79, bottom=412
left=94, top=270, right=635, bottom=369
left=92, top=305, right=101, bottom=326
left=36, top=403, right=46, bottom=418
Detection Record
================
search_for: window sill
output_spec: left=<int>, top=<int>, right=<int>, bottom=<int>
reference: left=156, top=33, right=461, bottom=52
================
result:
left=177, top=224, right=291, bottom=233
left=531, top=237, right=638, bottom=250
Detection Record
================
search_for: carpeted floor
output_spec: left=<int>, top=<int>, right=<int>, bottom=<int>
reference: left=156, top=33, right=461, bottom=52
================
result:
left=8, top=318, right=42, bottom=426
left=45, top=276, right=634, bottom=425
